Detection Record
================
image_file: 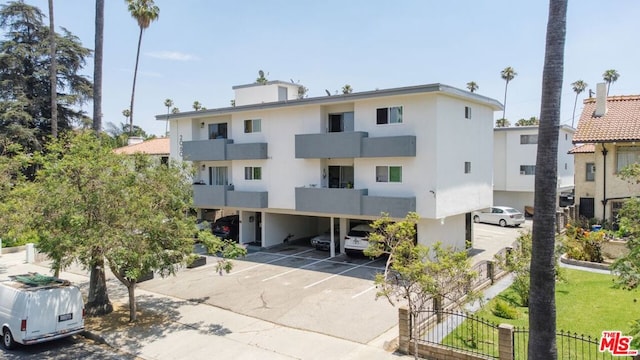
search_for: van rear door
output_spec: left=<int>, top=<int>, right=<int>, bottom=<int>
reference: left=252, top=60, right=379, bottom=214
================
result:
left=25, top=287, right=83, bottom=340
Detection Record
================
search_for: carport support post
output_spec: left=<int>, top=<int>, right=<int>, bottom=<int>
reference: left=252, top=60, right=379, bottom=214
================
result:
left=339, top=218, right=347, bottom=254
left=330, top=217, right=336, bottom=258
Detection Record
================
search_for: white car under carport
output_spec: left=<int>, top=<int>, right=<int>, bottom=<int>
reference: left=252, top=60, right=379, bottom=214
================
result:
left=472, top=206, right=525, bottom=227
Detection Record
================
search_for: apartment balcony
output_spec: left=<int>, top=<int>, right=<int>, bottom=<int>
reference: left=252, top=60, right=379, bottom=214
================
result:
left=295, top=187, right=416, bottom=218
left=295, top=187, right=367, bottom=215
left=295, top=133, right=416, bottom=159
left=361, top=196, right=416, bottom=218
left=182, top=139, right=267, bottom=161
left=192, top=184, right=229, bottom=208
left=192, top=184, right=268, bottom=209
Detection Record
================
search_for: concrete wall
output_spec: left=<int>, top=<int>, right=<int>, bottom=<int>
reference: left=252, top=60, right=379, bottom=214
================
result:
left=263, top=213, right=319, bottom=248
left=233, top=82, right=300, bottom=106
left=493, top=190, right=534, bottom=215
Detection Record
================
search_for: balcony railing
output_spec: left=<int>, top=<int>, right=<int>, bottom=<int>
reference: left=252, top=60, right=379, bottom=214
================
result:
left=295, top=132, right=416, bottom=159
left=192, top=184, right=268, bottom=209
left=182, top=139, right=267, bottom=161
left=295, top=187, right=415, bottom=217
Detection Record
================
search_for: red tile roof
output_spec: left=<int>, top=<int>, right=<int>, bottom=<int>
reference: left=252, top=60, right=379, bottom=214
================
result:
left=113, top=137, right=170, bottom=155
left=568, top=143, right=595, bottom=154
left=573, top=95, right=640, bottom=143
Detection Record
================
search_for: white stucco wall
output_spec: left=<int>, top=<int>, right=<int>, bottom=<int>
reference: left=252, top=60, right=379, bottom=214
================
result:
left=234, top=82, right=301, bottom=106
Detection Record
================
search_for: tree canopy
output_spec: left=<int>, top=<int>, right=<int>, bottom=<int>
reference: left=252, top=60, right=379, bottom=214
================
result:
left=0, top=1, right=92, bottom=152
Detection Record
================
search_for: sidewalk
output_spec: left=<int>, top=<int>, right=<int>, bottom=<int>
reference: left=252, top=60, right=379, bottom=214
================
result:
left=0, top=249, right=409, bottom=360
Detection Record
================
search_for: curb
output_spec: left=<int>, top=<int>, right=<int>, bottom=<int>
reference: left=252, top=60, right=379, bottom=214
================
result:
left=559, top=254, right=611, bottom=271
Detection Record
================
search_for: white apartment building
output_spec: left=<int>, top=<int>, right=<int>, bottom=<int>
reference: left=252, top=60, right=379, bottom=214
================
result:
left=159, top=81, right=502, bottom=252
left=493, top=125, right=575, bottom=214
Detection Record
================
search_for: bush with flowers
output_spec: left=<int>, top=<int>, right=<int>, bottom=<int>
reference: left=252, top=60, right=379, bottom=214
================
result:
left=561, top=223, right=606, bottom=263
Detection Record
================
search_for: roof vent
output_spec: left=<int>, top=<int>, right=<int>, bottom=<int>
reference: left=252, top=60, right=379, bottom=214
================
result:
left=594, top=82, right=607, bottom=117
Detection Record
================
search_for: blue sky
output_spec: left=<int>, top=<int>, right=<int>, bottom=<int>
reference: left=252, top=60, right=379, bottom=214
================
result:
left=17, top=0, right=640, bottom=136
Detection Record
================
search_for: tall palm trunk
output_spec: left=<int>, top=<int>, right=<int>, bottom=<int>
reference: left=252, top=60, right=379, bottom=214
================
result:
left=528, top=0, right=567, bottom=359
left=93, top=0, right=104, bottom=133
left=129, top=27, right=143, bottom=135
left=571, top=92, right=579, bottom=128
left=48, top=0, right=57, bottom=138
left=502, top=80, right=509, bottom=120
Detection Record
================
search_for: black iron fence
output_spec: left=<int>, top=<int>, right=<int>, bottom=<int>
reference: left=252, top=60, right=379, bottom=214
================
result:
left=513, top=328, right=636, bottom=360
left=416, top=309, right=501, bottom=358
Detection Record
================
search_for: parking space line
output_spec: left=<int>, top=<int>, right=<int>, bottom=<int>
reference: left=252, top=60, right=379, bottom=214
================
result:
left=262, top=258, right=328, bottom=282
left=303, top=259, right=378, bottom=289
left=352, top=286, right=377, bottom=299
left=229, top=249, right=317, bottom=275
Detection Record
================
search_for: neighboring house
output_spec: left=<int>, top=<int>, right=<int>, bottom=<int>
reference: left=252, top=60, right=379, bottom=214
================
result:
left=493, top=125, right=575, bottom=215
left=572, top=83, right=640, bottom=222
left=113, top=137, right=170, bottom=164
left=157, top=80, right=502, bottom=251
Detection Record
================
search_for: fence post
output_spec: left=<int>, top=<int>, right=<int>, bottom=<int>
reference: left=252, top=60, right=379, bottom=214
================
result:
left=488, top=261, right=495, bottom=285
left=434, top=296, right=443, bottom=323
left=498, top=323, right=515, bottom=360
left=398, top=306, right=410, bottom=354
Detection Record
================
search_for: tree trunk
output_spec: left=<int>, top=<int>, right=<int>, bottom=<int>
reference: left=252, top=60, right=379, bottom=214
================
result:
left=571, top=93, right=578, bottom=128
left=528, top=1, right=567, bottom=359
left=86, top=259, right=113, bottom=316
left=127, top=281, right=137, bottom=322
left=48, top=0, right=57, bottom=138
left=502, top=80, right=509, bottom=120
left=129, top=27, right=143, bottom=135
left=93, top=0, right=104, bottom=133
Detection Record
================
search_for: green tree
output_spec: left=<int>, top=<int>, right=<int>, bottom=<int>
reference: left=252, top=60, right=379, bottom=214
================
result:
left=256, top=70, right=268, bottom=84
left=612, top=164, right=640, bottom=347
left=495, top=118, right=510, bottom=127
left=602, top=69, right=620, bottom=96
left=515, top=116, right=540, bottom=126
left=93, top=0, right=104, bottom=133
left=500, top=66, right=517, bottom=120
left=126, top=0, right=159, bottom=135
left=365, top=213, right=478, bottom=359
left=466, top=81, right=478, bottom=93
left=20, top=132, right=245, bottom=320
left=192, top=101, right=203, bottom=111
left=297, top=85, right=308, bottom=99
left=163, top=98, right=173, bottom=135
left=0, top=1, right=92, bottom=152
left=105, top=121, right=148, bottom=147
left=528, top=1, right=567, bottom=358
left=342, top=84, right=353, bottom=94
left=570, top=80, right=587, bottom=128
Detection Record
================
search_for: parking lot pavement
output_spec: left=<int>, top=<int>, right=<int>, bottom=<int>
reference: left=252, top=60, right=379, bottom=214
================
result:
left=138, top=243, right=396, bottom=345
left=470, top=220, right=532, bottom=264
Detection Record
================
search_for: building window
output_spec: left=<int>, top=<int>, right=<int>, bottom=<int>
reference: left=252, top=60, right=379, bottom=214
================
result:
left=464, top=106, right=472, bottom=119
left=376, top=106, right=403, bottom=124
left=208, top=123, right=228, bottom=139
left=209, top=166, right=228, bottom=185
left=376, top=166, right=402, bottom=183
left=585, top=163, right=595, bottom=181
left=464, top=162, right=471, bottom=174
left=520, top=134, right=538, bottom=144
left=244, top=167, right=262, bottom=180
left=617, top=146, right=640, bottom=172
left=244, top=119, right=261, bottom=133
left=520, top=165, right=535, bottom=175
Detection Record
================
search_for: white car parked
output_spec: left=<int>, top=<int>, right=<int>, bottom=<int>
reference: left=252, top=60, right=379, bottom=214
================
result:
left=473, top=206, right=525, bottom=227
left=344, top=224, right=374, bottom=256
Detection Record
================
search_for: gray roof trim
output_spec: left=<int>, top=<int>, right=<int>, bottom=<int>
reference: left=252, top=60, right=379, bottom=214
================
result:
left=493, top=124, right=575, bottom=133
left=232, top=80, right=300, bottom=90
left=156, top=83, right=504, bottom=121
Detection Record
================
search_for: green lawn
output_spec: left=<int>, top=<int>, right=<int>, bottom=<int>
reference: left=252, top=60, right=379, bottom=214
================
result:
left=472, top=268, right=638, bottom=338
left=438, top=269, right=639, bottom=357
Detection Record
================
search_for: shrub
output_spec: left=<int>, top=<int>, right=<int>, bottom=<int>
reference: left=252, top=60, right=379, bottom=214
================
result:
left=561, top=224, right=605, bottom=262
left=492, top=299, right=519, bottom=319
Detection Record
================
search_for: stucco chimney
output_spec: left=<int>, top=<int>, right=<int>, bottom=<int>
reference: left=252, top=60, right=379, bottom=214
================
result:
left=595, top=82, right=607, bottom=117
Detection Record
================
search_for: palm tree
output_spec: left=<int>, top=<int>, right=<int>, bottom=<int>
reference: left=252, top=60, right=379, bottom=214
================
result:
left=570, top=80, right=587, bottom=128
left=126, top=0, right=160, bottom=135
left=92, top=0, right=104, bottom=133
left=495, top=118, right=510, bottom=127
left=192, top=101, right=202, bottom=111
left=342, top=84, right=353, bottom=94
left=466, top=81, right=478, bottom=93
left=528, top=0, right=567, bottom=358
left=602, top=69, right=619, bottom=96
left=500, top=66, right=517, bottom=120
left=48, top=0, right=57, bottom=138
left=171, top=107, right=180, bottom=114
left=163, top=98, right=173, bottom=136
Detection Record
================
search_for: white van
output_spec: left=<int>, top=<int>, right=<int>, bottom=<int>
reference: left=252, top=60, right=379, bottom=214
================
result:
left=0, top=273, right=85, bottom=350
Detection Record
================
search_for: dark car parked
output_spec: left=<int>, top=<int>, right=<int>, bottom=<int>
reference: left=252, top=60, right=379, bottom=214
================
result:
left=212, top=215, right=239, bottom=242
